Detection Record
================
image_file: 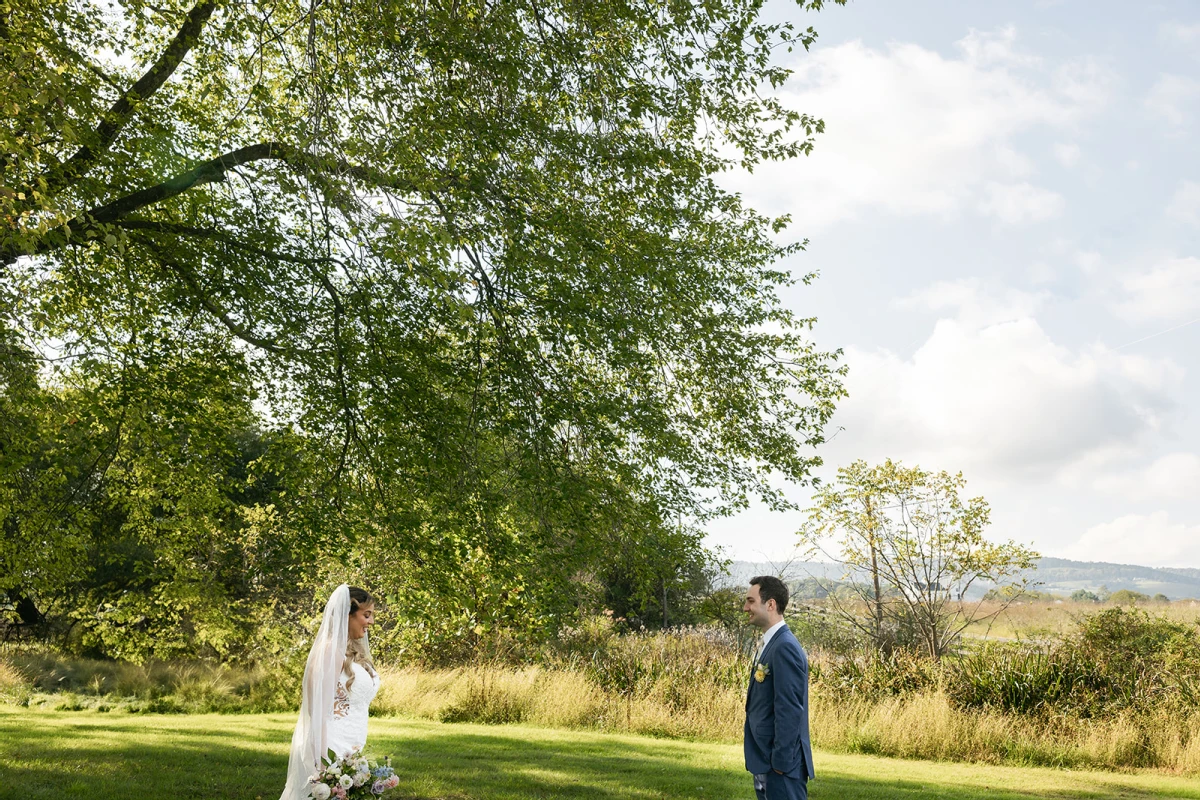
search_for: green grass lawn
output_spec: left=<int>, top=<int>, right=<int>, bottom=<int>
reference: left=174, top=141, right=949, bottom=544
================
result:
left=2, top=708, right=1198, bottom=800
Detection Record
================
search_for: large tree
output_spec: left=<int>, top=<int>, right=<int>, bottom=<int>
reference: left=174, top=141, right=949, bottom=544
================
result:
left=2, top=0, right=846, bottom=630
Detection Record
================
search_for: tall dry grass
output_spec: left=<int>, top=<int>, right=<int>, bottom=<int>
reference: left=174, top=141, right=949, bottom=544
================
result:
left=0, top=657, right=32, bottom=705
left=371, top=665, right=1200, bottom=773
left=372, top=665, right=745, bottom=740
left=813, top=690, right=1200, bottom=773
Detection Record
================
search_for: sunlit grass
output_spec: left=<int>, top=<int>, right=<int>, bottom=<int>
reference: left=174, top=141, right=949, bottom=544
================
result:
left=2, top=709, right=1199, bottom=799
left=959, top=599, right=1200, bottom=641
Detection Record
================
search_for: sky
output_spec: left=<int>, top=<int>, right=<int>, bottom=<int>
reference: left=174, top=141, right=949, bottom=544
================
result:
left=702, top=0, right=1200, bottom=569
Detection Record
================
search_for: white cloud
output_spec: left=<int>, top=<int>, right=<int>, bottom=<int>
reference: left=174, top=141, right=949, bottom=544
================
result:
left=978, top=181, right=1065, bottom=224
left=1074, top=250, right=1104, bottom=275
left=956, top=26, right=1040, bottom=68
left=1160, top=21, right=1200, bottom=46
left=1091, top=453, right=1200, bottom=501
left=722, top=29, right=1109, bottom=230
left=829, top=281, right=1181, bottom=480
left=1115, top=257, right=1200, bottom=323
left=1053, top=142, right=1081, bottom=167
left=1166, top=181, right=1200, bottom=227
left=1145, top=74, right=1200, bottom=130
left=898, top=279, right=1045, bottom=326
left=1064, top=512, right=1200, bottom=568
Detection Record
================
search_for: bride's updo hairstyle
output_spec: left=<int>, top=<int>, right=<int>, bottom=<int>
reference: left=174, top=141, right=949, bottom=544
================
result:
left=344, top=586, right=376, bottom=689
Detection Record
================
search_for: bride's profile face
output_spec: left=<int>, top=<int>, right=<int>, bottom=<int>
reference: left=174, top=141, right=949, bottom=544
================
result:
left=348, top=602, right=375, bottom=639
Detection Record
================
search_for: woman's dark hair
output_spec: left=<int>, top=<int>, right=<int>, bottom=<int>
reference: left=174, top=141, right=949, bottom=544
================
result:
left=348, top=586, right=373, bottom=614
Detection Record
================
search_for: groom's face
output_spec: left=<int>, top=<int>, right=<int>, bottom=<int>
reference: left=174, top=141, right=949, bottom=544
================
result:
left=743, top=584, right=776, bottom=630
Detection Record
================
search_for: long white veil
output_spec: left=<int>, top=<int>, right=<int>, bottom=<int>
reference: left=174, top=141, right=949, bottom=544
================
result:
left=280, top=583, right=349, bottom=800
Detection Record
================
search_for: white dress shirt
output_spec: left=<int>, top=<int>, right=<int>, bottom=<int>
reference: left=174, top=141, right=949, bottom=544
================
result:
left=756, top=619, right=787, bottom=661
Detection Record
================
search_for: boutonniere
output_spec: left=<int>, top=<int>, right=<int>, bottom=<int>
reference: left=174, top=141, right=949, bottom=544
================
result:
left=754, top=662, right=770, bottom=683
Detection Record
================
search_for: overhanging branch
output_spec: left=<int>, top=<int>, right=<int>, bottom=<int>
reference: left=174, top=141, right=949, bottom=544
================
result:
left=90, top=143, right=290, bottom=223
left=131, top=235, right=286, bottom=353
left=2, top=142, right=435, bottom=266
left=41, top=0, right=219, bottom=196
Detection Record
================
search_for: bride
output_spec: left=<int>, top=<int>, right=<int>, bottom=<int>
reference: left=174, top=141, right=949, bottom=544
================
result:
left=280, top=584, right=381, bottom=800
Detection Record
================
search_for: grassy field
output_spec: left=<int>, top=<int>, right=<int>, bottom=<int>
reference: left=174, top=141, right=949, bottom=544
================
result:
left=960, top=599, right=1200, bottom=640
left=2, top=709, right=1199, bottom=800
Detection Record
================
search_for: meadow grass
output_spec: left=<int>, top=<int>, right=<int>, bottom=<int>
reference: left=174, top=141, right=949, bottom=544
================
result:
left=812, top=690, right=1200, bottom=773
left=7, top=645, right=1199, bottom=774
left=374, top=665, right=746, bottom=740
left=961, top=599, right=1200, bottom=641
left=2, top=708, right=1198, bottom=800
left=374, top=666, right=1200, bottom=774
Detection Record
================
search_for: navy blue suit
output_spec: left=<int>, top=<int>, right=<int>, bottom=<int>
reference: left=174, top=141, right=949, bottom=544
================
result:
left=744, top=624, right=813, bottom=800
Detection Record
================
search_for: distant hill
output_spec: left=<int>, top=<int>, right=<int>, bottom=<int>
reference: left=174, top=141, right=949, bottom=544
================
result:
left=1033, top=558, right=1200, bottom=600
left=720, top=556, right=1200, bottom=601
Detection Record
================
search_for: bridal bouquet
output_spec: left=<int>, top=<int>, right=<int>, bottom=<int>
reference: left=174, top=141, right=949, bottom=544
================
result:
left=306, top=748, right=399, bottom=799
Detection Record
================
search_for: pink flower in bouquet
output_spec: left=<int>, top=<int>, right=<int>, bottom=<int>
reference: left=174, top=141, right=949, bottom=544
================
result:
left=330, top=787, right=347, bottom=800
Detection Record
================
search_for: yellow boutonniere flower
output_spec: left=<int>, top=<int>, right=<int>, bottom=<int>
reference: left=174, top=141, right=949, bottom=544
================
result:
left=754, top=663, right=770, bottom=683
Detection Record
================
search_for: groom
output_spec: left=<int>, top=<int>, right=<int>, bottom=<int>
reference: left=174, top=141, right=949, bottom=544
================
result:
left=743, top=575, right=813, bottom=800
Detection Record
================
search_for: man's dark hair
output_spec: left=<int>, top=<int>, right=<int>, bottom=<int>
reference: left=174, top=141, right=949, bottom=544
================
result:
left=750, top=575, right=789, bottom=614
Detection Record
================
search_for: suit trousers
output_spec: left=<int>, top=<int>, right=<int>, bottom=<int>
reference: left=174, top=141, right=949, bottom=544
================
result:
left=752, top=771, right=807, bottom=800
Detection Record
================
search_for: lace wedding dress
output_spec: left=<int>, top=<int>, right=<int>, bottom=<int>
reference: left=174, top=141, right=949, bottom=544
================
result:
left=326, top=662, right=381, bottom=758
left=280, top=585, right=381, bottom=800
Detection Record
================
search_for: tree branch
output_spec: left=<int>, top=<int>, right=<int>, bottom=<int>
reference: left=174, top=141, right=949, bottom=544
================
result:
left=90, top=143, right=288, bottom=223
left=42, top=0, right=218, bottom=196
left=115, top=218, right=339, bottom=266
left=2, top=142, right=432, bottom=266
left=131, top=235, right=286, bottom=353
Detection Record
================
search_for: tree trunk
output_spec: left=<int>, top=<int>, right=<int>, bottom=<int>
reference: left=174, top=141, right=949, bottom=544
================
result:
left=866, top=497, right=884, bottom=649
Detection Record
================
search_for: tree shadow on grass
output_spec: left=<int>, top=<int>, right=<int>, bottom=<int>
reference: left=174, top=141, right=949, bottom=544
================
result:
left=0, top=713, right=1196, bottom=800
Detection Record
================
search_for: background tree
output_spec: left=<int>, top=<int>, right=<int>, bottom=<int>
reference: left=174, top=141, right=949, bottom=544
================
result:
left=1109, top=589, right=1150, bottom=605
left=801, top=459, right=1039, bottom=659
left=2, top=0, right=848, bottom=658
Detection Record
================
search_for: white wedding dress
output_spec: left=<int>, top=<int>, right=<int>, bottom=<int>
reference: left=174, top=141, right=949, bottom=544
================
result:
left=280, top=585, right=382, bottom=800
left=326, top=662, right=381, bottom=758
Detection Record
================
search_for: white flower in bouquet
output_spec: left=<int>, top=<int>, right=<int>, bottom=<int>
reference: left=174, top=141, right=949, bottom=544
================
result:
left=308, top=782, right=332, bottom=800
left=339, top=774, right=354, bottom=790
left=353, top=769, right=369, bottom=787
left=327, top=763, right=342, bottom=777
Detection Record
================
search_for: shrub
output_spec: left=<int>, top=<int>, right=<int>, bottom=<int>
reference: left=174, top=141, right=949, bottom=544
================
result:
left=788, top=606, right=865, bottom=659
left=946, top=642, right=1094, bottom=714
left=816, top=649, right=939, bottom=700
left=946, top=608, right=1200, bottom=716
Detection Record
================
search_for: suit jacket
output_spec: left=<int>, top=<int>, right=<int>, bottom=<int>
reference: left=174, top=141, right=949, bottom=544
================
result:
left=743, top=624, right=814, bottom=780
